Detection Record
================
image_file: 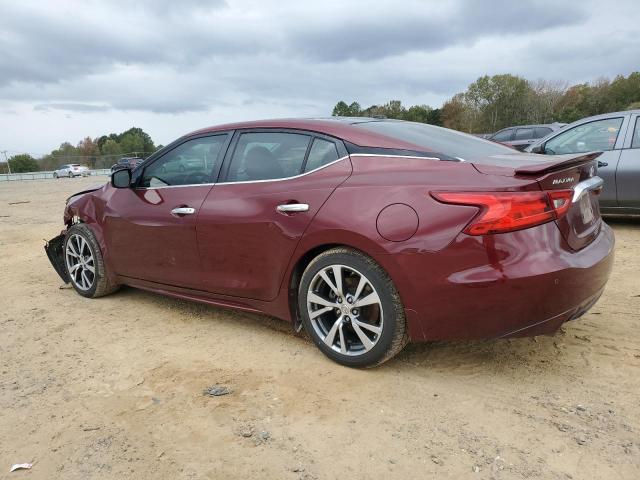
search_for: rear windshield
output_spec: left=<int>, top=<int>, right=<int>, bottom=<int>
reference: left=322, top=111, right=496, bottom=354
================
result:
left=352, top=120, right=515, bottom=160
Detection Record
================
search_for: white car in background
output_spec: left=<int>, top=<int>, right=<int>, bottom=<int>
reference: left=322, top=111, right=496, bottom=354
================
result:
left=53, top=164, right=90, bottom=178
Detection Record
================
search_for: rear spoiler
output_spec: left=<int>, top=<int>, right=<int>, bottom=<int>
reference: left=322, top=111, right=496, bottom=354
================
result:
left=514, top=152, right=602, bottom=175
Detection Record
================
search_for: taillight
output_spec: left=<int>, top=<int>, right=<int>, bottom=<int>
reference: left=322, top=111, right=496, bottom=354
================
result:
left=431, top=190, right=573, bottom=235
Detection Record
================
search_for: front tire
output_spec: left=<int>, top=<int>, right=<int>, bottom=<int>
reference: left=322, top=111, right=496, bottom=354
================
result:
left=64, top=224, right=118, bottom=298
left=298, top=247, right=408, bottom=368
left=53, top=172, right=58, bottom=179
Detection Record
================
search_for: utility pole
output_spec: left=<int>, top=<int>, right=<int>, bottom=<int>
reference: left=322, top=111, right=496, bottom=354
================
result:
left=1, top=151, right=11, bottom=175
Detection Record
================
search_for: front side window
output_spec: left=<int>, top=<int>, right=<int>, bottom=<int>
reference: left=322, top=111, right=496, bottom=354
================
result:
left=514, top=128, right=534, bottom=140
left=226, top=132, right=311, bottom=182
left=632, top=117, right=640, bottom=149
left=491, top=129, right=513, bottom=142
left=304, top=138, right=340, bottom=172
left=140, top=134, right=228, bottom=188
left=544, top=117, right=623, bottom=155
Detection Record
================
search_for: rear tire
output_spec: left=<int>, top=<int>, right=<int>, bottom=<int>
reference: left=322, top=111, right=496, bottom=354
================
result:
left=298, top=247, right=408, bottom=368
left=68, top=172, right=73, bottom=178
left=63, top=224, right=118, bottom=298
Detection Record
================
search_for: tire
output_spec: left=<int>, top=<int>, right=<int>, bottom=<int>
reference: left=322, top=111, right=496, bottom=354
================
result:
left=68, top=172, right=73, bottom=178
left=298, top=247, right=408, bottom=368
left=53, top=172, right=58, bottom=179
left=63, top=223, right=119, bottom=299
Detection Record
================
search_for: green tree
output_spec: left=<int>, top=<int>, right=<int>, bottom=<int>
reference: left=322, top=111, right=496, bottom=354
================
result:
left=9, top=154, right=39, bottom=173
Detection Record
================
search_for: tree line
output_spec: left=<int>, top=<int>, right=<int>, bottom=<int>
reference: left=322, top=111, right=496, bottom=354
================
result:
left=1, top=127, right=161, bottom=173
left=333, top=71, right=640, bottom=134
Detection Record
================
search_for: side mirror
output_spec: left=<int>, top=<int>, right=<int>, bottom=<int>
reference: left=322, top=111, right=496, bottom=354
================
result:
left=111, top=168, right=132, bottom=188
left=530, top=144, right=544, bottom=154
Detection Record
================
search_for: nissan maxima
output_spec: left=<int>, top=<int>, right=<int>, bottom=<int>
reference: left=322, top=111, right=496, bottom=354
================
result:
left=45, top=118, right=614, bottom=367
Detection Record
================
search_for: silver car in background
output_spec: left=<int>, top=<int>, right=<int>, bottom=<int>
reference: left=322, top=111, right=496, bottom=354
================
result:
left=527, top=110, right=640, bottom=214
left=53, top=164, right=90, bottom=178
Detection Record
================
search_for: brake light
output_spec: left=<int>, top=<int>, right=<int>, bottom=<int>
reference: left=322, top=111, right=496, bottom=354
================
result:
left=431, top=190, right=573, bottom=235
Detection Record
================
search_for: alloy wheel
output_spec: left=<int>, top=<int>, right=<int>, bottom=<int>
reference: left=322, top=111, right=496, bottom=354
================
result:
left=65, top=234, right=95, bottom=291
left=307, top=264, right=383, bottom=356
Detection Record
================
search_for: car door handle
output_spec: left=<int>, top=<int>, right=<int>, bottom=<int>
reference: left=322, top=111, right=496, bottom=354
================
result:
left=276, top=203, right=309, bottom=213
left=597, top=161, right=608, bottom=168
left=171, top=207, right=196, bottom=216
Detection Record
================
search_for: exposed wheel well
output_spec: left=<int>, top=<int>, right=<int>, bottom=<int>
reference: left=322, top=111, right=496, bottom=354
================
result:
left=288, top=243, right=357, bottom=327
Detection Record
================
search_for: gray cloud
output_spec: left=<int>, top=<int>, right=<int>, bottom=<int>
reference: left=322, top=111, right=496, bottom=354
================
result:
left=34, top=103, right=111, bottom=113
left=0, top=0, right=638, bottom=153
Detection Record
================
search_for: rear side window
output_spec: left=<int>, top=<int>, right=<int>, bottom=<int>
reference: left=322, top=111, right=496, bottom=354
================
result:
left=226, top=132, right=311, bottom=182
left=491, top=129, right=513, bottom=142
left=354, top=121, right=515, bottom=160
left=534, top=127, right=552, bottom=138
left=514, top=128, right=534, bottom=140
left=304, top=138, right=340, bottom=172
left=632, top=118, right=640, bottom=149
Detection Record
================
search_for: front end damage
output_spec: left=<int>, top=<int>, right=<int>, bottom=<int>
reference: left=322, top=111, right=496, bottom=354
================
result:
left=45, top=232, right=70, bottom=284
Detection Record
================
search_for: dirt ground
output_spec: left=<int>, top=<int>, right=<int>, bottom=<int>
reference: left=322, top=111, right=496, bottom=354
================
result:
left=0, top=177, right=639, bottom=480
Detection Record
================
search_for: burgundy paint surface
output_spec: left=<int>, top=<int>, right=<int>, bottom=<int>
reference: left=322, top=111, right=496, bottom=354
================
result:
left=62, top=119, right=615, bottom=342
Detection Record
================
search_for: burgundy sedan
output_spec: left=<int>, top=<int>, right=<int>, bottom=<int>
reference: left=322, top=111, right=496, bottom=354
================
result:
left=45, top=118, right=614, bottom=367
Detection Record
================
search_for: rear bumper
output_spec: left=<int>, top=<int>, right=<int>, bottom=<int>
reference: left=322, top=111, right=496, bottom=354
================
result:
left=393, top=222, right=615, bottom=341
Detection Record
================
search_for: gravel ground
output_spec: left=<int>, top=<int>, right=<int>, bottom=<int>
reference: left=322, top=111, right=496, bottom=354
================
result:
left=1, top=177, right=639, bottom=480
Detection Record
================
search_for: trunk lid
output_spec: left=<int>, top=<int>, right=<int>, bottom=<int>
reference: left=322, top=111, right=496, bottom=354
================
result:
left=473, top=152, right=603, bottom=250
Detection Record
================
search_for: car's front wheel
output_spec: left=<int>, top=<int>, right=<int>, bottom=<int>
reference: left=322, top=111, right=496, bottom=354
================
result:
left=298, top=247, right=408, bottom=368
left=63, top=224, right=118, bottom=298
left=53, top=172, right=58, bottom=179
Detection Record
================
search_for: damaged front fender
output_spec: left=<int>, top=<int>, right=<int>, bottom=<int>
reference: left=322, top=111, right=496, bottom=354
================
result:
left=45, top=232, right=70, bottom=284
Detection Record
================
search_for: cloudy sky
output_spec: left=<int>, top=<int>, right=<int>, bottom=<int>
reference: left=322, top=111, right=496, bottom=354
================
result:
left=1, top=0, right=638, bottom=155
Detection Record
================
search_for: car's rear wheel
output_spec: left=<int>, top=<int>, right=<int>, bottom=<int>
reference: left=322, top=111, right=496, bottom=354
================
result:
left=68, top=172, right=73, bottom=178
left=64, top=224, right=118, bottom=298
left=298, top=247, right=408, bottom=368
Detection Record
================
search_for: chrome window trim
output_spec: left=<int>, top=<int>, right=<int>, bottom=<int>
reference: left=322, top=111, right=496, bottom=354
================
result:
left=134, top=155, right=349, bottom=190
left=349, top=153, right=442, bottom=161
left=133, top=152, right=446, bottom=190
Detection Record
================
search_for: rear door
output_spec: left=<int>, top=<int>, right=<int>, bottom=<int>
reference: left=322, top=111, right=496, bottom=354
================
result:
left=104, top=133, right=230, bottom=289
left=197, top=130, right=351, bottom=300
left=543, top=116, right=628, bottom=209
left=617, top=114, right=640, bottom=209
left=511, top=127, right=535, bottom=151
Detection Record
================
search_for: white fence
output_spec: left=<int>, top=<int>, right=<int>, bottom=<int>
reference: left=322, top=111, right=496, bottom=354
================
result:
left=0, top=169, right=111, bottom=182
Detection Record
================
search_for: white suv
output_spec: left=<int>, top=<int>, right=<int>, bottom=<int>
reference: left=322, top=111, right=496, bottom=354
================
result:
left=53, top=164, right=90, bottom=178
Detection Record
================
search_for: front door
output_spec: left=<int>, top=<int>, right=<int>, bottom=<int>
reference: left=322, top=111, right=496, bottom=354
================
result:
left=197, top=131, right=351, bottom=301
left=104, top=133, right=230, bottom=289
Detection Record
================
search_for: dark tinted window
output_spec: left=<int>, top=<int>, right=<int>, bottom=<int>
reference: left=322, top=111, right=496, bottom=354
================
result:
left=514, top=128, right=534, bottom=140
left=354, top=121, right=515, bottom=160
left=534, top=127, right=552, bottom=138
left=141, top=134, right=228, bottom=187
left=304, top=138, right=340, bottom=172
left=226, top=132, right=311, bottom=182
left=491, top=129, right=513, bottom=142
left=632, top=118, right=640, bottom=149
left=545, top=117, right=623, bottom=154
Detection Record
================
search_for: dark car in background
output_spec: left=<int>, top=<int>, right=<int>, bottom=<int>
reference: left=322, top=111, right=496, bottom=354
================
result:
left=110, top=157, right=143, bottom=172
left=489, top=123, right=566, bottom=151
left=527, top=110, right=640, bottom=214
left=46, top=118, right=614, bottom=367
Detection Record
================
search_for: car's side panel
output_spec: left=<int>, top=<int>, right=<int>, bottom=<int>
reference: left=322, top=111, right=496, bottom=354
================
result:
left=617, top=114, right=640, bottom=209
left=196, top=158, right=352, bottom=301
